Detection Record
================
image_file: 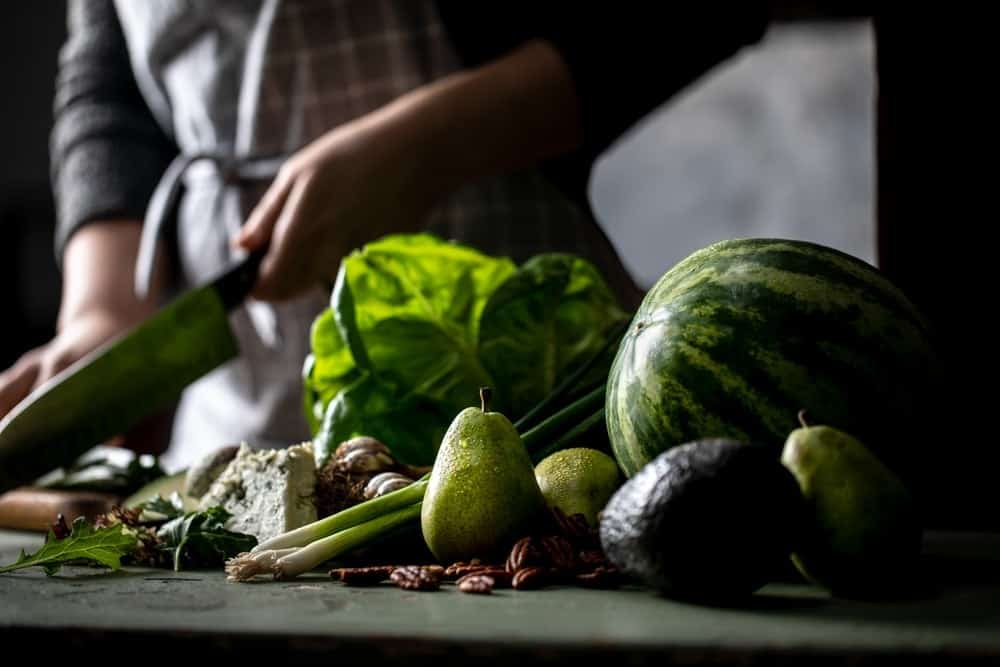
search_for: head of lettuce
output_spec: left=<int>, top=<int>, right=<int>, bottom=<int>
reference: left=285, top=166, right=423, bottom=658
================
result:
left=303, top=233, right=629, bottom=466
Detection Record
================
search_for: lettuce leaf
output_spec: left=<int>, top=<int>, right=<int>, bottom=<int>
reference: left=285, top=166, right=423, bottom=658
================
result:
left=307, top=234, right=515, bottom=465
left=303, top=308, right=362, bottom=433
left=315, top=374, right=454, bottom=466
left=478, top=254, right=629, bottom=419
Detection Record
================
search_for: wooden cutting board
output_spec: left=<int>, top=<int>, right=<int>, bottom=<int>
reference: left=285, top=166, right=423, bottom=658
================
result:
left=0, top=487, right=120, bottom=532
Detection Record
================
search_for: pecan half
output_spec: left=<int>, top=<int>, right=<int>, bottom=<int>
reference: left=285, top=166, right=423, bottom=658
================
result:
left=329, top=565, right=395, bottom=586
left=540, top=535, right=576, bottom=571
left=457, top=574, right=494, bottom=594
left=512, top=566, right=549, bottom=590
left=390, top=565, right=442, bottom=591
left=549, top=507, right=587, bottom=536
left=575, top=565, right=622, bottom=589
left=506, top=537, right=544, bottom=573
left=471, top=567, right=513, bottom=588
left=444, top=560, right=491, bottom=580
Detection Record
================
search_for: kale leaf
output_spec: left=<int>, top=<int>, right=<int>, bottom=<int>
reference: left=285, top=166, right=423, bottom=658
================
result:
left=157, top=506, right=257, bottom=571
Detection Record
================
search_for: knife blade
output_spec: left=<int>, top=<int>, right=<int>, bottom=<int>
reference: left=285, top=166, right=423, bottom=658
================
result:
left=0, top=250, right=263, bottom=494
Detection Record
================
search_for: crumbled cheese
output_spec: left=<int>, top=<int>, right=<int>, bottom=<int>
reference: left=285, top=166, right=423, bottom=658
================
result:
left=198, top=442, right=317, bottom=542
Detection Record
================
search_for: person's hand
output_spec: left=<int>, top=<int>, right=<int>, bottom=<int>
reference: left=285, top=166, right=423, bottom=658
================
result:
left=237, top=40, right=585, bottom=302
left=235, top=106, right=437, bottom=301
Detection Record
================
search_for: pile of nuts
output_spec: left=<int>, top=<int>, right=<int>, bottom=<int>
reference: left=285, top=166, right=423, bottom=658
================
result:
left=329, top=508, right=622, bottom=595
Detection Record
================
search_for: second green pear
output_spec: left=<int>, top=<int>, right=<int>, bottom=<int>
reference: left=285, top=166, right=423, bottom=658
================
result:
left=781, top=419, right=922, bottom=598
left=421, top=388, right=545, bottom=563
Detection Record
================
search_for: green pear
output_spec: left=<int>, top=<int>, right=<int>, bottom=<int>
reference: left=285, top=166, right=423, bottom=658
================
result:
left=421, top=387, right=545, bottom=563
left=535, top=448, right=621, bottom=526
left=781, top=414, right=923, bottom=598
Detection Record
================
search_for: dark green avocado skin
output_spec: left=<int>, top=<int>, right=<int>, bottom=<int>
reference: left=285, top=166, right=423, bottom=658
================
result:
left=599, top=438, right=804, bottom=602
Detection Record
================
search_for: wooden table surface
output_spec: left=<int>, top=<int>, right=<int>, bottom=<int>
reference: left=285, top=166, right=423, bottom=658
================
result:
left=2, top=529, right=999, bottom=665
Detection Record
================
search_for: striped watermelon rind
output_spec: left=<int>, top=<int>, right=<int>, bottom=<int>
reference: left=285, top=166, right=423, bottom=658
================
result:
left=606, top=238, right=939, bottom=484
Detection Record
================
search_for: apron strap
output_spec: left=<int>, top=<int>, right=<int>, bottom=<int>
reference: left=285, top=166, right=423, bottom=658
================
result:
left=134, top=152, right=287, bottom=299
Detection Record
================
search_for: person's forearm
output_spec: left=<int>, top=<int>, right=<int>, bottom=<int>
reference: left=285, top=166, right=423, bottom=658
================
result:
left=426, top=39, right=583, bottom=177
left=58, top=221, right=167, bottom=331
left=236, top=40, right=585, bottom=300
left=361, top=40, right=582, bottom=206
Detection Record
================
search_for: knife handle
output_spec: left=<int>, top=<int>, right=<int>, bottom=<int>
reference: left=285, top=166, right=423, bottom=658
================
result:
left=0, top=488, right=119, bottom=533
left=213, top=249, right=266, bottom=310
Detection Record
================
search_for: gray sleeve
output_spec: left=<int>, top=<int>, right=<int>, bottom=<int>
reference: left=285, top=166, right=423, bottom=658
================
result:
left=50, top=0, right=177, bottom=266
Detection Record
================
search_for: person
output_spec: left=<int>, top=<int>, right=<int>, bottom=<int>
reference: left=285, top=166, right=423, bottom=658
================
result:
left=3, top=1, right=686, bottom=468
left=1, top=3, right=994, bottom=527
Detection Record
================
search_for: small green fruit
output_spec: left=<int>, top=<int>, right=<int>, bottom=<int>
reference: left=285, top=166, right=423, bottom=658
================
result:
left=781, top=415, right=922, bottom=598
left=534, top=448, right=621, bottom=526
left=421, top=388, right=545, bottom=563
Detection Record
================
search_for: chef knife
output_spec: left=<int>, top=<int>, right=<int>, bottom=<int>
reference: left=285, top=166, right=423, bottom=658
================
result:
left=0, top=249, right=263, bottom=494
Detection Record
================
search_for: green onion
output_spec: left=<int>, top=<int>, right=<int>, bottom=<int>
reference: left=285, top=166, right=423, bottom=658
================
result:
left=273, top=502, right=422, bottom=579
left=513, top=320, right=626, bottom=432
left=530, top=407, right=606, bottom=463
left=252, top=476, right=429, bottom=553
left=225, top=547, right=300, bottom=581
left=520, top=385, right=605, bottom=456
left=227, top=503, right=423, bottom=581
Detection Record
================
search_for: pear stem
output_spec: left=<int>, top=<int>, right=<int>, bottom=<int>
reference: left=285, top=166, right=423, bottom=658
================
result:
left=480, top=386, right=492, bottom=413
left=797, top=409, right=810, bottom=428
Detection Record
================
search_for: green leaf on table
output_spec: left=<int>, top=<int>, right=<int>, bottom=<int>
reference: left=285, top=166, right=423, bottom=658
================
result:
left=0, top=516, right=138, bottom=576
left=157, top=506, right=257, bottom=571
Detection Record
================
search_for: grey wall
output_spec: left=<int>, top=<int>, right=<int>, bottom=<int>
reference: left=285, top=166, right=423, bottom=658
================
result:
left=590, top=21, right=874, bottom=290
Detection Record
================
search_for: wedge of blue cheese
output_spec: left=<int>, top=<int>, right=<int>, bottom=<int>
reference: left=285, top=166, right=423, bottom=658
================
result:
left=198, top=442, right=317, bottom=542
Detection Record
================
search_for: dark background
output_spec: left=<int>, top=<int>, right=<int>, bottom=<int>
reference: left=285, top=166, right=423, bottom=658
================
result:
left=0, top=3, right=65, bottom=368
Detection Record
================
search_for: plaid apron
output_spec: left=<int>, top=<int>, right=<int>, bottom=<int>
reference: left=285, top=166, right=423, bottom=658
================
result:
left=114, top=0, right=636, bottom=468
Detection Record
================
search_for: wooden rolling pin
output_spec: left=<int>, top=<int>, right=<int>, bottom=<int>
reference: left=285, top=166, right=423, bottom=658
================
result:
left=0, top=487, right=120, bottom=532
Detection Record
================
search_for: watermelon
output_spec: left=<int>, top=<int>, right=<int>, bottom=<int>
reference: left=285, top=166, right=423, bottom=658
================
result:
left=605, top=238, right=939, bottom=487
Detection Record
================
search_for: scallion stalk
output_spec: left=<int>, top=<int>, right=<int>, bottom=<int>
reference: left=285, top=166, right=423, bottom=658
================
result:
left=520, top=385, right=605, bottom=455
left=273, top=502, right=422, bottom=580
left=529, top=407, right=606, bottom=463
left=252, top=476, right=429, bottom=553
left=225, top=547, right=300, bottom=581
left=513, top=320, right=626, bottom=433
left=227, top=503, right=423, bottom=581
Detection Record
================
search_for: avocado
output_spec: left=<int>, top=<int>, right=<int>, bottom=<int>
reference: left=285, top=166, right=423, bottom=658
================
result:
left=599, top=438, right=804, bottom=602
